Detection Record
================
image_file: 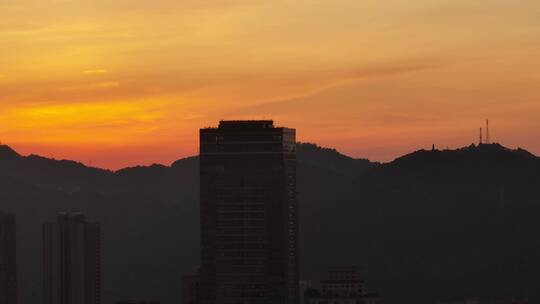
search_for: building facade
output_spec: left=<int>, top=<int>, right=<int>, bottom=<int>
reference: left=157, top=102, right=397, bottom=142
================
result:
left=182, top=272, right=200, bottom=304
left=43, top=212, right=101, bottom=304
left=199, top=120, right=299, bottom=304
left=0, top=211, right=17, bottom=304
left=320, top=266, right=365, bottom=298
left=306, top=266, right=381, bottom=304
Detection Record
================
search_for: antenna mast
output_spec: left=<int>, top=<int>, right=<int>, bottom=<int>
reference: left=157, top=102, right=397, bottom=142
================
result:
left=486, top=119, right=490, bottom=144
left=479, top=128, right=483, bottom=145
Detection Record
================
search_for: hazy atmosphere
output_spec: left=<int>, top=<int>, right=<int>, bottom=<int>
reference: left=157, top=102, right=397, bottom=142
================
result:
left=2, top=2, right=540, bottom=304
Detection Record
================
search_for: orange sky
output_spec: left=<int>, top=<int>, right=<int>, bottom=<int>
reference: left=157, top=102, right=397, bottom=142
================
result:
left=1, top=0, right=539, bottom=169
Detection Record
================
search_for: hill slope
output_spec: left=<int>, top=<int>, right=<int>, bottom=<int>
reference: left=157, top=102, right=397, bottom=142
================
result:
left=1, top=143, right=539, bottom=304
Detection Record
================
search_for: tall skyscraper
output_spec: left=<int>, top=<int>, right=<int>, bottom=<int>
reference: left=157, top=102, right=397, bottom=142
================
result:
left=200, top=120, right=299, bottom=304
left=0, top=211, right=17, bottom=304
left=43, top=212, right=101, bottom=304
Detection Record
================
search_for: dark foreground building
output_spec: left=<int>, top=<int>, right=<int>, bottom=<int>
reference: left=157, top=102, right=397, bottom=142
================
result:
left=43, top=212, right=101, bottom=304
left=200, top=120, right=299, bottom=304
left=0, top=211, right=17, bottom=304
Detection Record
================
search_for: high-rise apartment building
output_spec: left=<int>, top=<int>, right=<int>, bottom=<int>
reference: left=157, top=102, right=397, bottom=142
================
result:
left=199, top=120, right=299, bottom=304
left=43, top=212, right=101, bottom=304
left=0, top=211, right=17, bottom=304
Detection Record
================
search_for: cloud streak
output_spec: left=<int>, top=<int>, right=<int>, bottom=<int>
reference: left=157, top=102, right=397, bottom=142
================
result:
left=84, top=69, right=110, bottom=74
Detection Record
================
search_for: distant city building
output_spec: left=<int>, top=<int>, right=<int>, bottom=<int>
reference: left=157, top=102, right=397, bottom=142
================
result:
left=182, top=272, right=200, bottom=304
left=306, top=266, right=381, bottom=304
left=199, top=120, right=299, bottom=304
left=300, top=280, right=313, bottom=304
left=0, top=211, right=17, bottom=304
left=43, top=212, right=101, bottom=304
left=321, top=266, right=365, bottom=297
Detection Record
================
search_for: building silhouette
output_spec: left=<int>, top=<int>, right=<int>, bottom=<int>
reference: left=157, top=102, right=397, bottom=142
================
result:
left=199, top=120, right=299, bottom=304
left=0, top=211, right=17, bottom=304
left=305, top=266, right=381, bottom=304
left=300, top=280, right=313, bottom=304
left=182, top=272, right=200, bottom=304
left=43, top=212, right=101, bottom=304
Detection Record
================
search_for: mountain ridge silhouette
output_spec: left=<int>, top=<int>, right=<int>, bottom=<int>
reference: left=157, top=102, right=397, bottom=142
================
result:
left=2, top=142, right=537, bottom=184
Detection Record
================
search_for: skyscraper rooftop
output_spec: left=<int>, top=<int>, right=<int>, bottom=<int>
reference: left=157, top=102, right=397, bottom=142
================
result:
left=217, top=120, right=275, bottom=129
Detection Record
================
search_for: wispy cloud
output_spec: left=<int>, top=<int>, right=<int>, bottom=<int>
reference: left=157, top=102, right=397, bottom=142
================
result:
left=84, top=69, right=111, bottom=74
left=0, top=99, right=169, bottom=144
left=94, top=81, right=120, bottom=88
left=224, top=58, right=445, bottom=115
left=0, top=23, right=45, bottom=32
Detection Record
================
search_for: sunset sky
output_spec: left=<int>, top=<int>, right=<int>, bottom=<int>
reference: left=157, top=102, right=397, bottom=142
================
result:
left=1, top=0, right=539, bottom=169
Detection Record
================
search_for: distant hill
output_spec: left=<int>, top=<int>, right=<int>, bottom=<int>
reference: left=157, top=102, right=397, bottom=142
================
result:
left=296, top=142, right=377, bottom=177
left=1, top=143, right=539, bottom=304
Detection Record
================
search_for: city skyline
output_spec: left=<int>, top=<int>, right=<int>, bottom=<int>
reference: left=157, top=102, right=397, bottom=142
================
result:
left=1, top=0, right=540, bottom=169
left=1, top=0, right=539, bottom=302
left=1, top=120, right=540, bottom=304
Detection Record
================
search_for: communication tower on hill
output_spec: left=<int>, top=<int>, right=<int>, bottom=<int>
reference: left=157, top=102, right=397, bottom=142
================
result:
left=479, top=128, right=483, bottom=145
left=486, top=119, right=490, bottom=144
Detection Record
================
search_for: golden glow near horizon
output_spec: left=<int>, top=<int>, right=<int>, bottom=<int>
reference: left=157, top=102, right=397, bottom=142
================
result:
left=1, top=0, right=540, bottom=169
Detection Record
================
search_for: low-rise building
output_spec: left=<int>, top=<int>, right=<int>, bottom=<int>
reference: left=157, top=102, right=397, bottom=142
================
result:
left=305, top=266, right=381, bottom=304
